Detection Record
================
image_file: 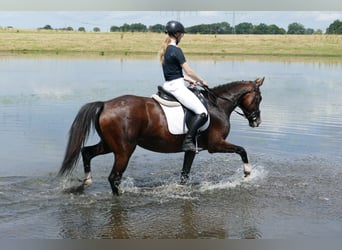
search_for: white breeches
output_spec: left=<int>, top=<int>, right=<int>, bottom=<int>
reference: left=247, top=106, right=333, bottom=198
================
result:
left=163, top=78, right=208, bottom=115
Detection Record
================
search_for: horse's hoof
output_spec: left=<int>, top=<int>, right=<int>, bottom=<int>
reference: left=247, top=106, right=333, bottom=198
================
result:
left=82, top=173, right=93, bottom=188
left=111, top=183, right=121, bottom=196
left=244, top=171, right=251, bottom=178
left=112, top=189, right=121, bottom=196
left=243, top=163, right=251, bottom=177
left=82, top=178, right=93, bottom=188
left=180, top=175, right=189, bottom=185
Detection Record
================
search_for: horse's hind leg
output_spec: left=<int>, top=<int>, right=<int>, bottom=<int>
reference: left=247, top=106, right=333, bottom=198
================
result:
left=81, top=141, right=111, bottom=188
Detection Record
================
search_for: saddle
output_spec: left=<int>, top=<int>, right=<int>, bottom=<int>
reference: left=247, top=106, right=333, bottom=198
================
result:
left=151, top=86, right=181, bottom=107
left=152, top=86, right=209, bottom=132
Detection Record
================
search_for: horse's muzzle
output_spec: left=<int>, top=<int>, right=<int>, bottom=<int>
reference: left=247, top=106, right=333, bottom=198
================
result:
left=249, top=117, right=261, bottom=128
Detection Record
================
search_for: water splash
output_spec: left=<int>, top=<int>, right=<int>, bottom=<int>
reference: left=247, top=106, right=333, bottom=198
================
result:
left=198, top=164, right=267, bottom=192
left=120, top=177, right=195, bottom=200
left=117, top=165, right=267, bottom=199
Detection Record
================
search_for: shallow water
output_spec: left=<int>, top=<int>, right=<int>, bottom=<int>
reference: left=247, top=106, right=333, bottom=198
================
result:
left=0, top=57, right=342, bottom=238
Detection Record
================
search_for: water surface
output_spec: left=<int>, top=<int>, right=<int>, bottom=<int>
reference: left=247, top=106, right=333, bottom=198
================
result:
left=0, top=57, right=342, bottom=238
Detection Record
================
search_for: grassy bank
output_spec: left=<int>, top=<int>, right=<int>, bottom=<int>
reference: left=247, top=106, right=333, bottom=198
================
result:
left=1, top=29, right=341, bottom=60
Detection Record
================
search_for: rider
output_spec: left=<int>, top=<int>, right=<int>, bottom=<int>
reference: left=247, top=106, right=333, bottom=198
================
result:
left=159, top=20, right=209, bottom=152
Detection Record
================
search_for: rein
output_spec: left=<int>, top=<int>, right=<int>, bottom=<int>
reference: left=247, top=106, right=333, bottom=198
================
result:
left=202, top=85, right=233, bottom=103
left=202, top=85, right=246, bottom=118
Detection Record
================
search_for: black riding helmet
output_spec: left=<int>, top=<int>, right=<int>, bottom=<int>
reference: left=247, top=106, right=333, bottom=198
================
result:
left=165, top=20, right=185, bottom=35
left=165, top=20, right=185, bottom=44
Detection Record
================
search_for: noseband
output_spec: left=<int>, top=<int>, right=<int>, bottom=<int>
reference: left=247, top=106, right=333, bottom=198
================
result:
left=235, top=82, right=261, bottom=121
left=235, top=109, right=260, bottom=122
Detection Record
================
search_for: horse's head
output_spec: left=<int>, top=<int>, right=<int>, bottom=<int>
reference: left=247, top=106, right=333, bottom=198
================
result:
left=239, top=77, right=264, bottom=128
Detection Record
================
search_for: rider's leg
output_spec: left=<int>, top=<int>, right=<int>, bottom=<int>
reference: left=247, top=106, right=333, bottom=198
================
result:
left=182, top=112, right=208, bottom=152
left=164, top=78, right=208, bottom=152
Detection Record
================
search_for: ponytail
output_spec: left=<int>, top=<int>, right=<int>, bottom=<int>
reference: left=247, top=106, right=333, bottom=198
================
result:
left=159, top=36, right=172, bottom=64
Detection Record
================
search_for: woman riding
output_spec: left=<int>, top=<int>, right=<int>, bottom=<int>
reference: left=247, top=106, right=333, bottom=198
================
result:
left=159, top=20, right=209, bottom=152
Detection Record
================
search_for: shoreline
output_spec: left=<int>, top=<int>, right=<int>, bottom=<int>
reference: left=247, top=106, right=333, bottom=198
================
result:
left=1, top=29, right=341, bottom=61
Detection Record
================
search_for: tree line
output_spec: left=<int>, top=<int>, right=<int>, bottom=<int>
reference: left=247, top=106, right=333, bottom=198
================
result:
left=38, top=20, right=342, bottom=34
left=111, top=20, right=342, bottom=34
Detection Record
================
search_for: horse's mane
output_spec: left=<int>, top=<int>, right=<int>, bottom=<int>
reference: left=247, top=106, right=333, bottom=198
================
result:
left=210, top=80, right=249, bottom=94
left=201, top=80, right=252, bottom=110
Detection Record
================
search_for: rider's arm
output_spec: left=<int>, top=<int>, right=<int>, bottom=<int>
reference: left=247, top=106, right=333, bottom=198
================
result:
left=184, top=75, right=196, bottom=85
left=181, top=62, right=208, bottom=87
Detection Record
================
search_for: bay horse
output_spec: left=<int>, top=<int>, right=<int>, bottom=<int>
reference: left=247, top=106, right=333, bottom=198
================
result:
left=58, top=77, right=264, bottom=195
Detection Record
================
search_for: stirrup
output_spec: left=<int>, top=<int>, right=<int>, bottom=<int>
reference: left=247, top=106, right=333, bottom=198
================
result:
left=182, top=136, right=202, bottom=153
left=194, top=135, right=203, bottom=153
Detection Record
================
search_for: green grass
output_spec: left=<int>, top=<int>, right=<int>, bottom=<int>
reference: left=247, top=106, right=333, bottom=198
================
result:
left=1, top=29, right=341, bottom=61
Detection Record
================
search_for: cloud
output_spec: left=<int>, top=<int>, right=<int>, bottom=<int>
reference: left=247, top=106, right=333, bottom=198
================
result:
left=198, top=11, right=220, bottom=17
left=316, top=12, right=342, bottom=21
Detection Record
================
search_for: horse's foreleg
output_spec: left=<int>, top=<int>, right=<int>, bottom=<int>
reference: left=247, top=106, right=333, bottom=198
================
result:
left=108, top=170, right=122, bottom=196
left=180, top=151, right=196, bottom=184
left=209, top=141, right=251, bottom=177
left=108, top=146, right=136, bottom=196
left=81, top=141, right=110, bottom=188
left=235, top=145, right=251, bottom=177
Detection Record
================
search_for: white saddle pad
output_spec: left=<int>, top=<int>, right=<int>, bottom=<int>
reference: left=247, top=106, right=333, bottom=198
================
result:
left=159, top=104, right=210, bottom=135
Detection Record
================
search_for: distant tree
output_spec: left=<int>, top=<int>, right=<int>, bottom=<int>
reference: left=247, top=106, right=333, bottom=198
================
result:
left=186, top=22, right=232, bottom=34
left=40, top=24, right=53, bottom=30
left=121, top=23, right=130, bottom=32
left=235, top=22, right=254, bottom=34
left=253, top=23, right=269, bottom=34
left=208, top=22, right=223, bottom=34
left=214, top=22, right=233, bottom=34
left=287, top=22, right=306, bottom=34
left=58, top=27, right=73, bottom=31
left=305, top=28, right=314, bottom=34
left=186, top=24, right=209, bottom=34
left=129, top=23, right=147, bottom=32
left=267, top=24, right=286, bottom=34
left=314, top=29, right=323, bottom=34
left=93, top=27, right=101, bottom=32
left=220, top=22, right=234, bottom=34
left=78, top=27, right=86, bottom=32
left=326, top=19, right=342, bottom=34
left=149, top=24, right=165, bottom=33
left=110, top=25, right=120, bottom=32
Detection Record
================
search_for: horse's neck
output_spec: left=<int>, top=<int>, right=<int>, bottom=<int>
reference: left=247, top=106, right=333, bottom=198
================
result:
left=216, top=82, right=250, bottom=110
left=208, top=83, right=250, bottom=121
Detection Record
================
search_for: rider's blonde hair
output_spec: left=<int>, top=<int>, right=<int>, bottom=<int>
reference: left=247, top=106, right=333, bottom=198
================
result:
left=159, top=36, right=172, bottom=64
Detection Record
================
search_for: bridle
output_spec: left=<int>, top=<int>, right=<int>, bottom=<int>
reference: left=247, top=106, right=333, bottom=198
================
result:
left=202, top=82, right=261, bottom=122
left=235, top=82, right=261, bottom=122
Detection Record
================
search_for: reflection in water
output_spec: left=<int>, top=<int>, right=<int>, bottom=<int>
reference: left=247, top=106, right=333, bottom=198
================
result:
left=55, top=174, right=265, bottom=239
left=104, top=204, right=130, bottom=239
left=1, top=57, right=342, bottom=238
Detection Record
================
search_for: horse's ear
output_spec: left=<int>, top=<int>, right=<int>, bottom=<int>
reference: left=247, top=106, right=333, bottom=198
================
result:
left=255, top=77, right=265, bottom=87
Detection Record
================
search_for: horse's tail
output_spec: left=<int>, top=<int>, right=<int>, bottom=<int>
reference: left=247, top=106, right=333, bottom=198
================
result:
left=58, top=101, right=104, bottom=176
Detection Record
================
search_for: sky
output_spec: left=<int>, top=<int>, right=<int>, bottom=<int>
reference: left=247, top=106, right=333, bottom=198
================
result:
left=1, top=11, right=342, bottom=32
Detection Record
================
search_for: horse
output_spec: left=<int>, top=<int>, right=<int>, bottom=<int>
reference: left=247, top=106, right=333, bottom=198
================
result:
left=58, top=77, right=264, bottom=195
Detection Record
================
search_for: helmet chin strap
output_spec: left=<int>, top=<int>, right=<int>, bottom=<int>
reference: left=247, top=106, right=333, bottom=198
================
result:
left=170, top=33, right=180, bottom=45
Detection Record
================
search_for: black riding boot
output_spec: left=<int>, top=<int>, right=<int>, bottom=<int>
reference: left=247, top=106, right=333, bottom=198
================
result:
left=182, top=113, right=208, bottom=152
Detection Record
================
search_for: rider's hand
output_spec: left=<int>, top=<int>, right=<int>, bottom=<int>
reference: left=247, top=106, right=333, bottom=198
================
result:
left=190, top=80, right=197, bottom=86
left=199, top=80, right=208, bottom=87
